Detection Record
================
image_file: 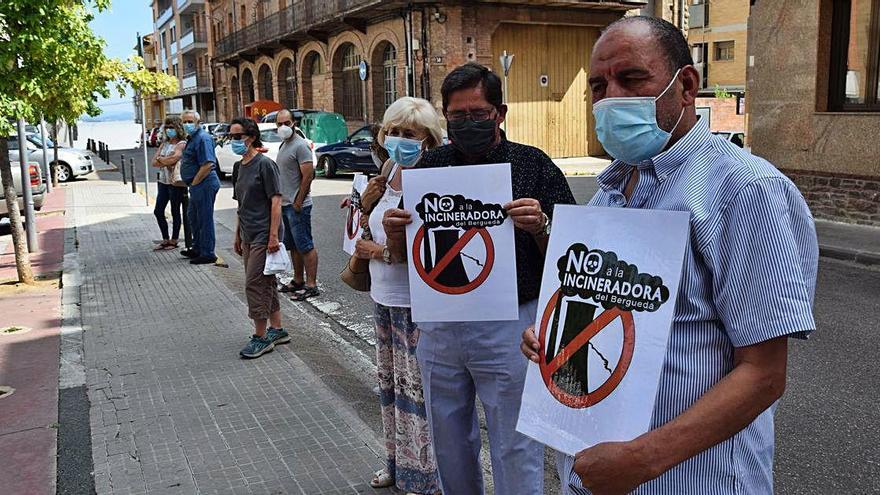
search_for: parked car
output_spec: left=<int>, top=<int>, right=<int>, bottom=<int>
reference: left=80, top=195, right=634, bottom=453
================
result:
left=148, top=127, right=163, bottom=147
left=314, top=125, right=378, bottom=178
left=211, top=123, right=229, bottom=140
left=202, top=122, right=223, bottom=135
left=214, top=123, right=317, bottom=179
left=22, top=133, right=95, bottom=182
left=0, top=159, right=45, bottom=217
left=7, top=133, right=94, bottom=183
left=712, top=130, right=746, bottom=148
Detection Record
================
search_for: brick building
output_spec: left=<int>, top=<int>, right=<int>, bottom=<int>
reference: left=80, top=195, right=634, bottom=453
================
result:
left=688, top=0, right=749, bottom=134
left=151, top=0, right=217, bottom=121
left=207, top=0, right=646, bottom=159
left=748, top=0, right=880, bottom=226
left=136, top=33, right=166, bottom=128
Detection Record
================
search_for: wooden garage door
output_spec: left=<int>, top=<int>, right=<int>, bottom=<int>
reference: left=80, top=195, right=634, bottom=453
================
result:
left=492, top=23, right=602, bottom=158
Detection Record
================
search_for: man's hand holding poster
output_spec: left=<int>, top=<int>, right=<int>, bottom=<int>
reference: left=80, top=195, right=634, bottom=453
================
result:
left=402, top=163, right=518, bottom=322
left=342, top=173, right=369, bottom=255
left=516, top=205, right=690, bottom=456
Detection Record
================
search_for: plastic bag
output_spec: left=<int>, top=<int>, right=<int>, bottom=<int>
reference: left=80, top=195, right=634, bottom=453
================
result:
left=264, top=242, right=293, bottom=275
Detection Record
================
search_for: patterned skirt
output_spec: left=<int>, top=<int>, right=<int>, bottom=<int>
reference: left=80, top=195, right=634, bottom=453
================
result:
left=373, top=303, right=441, bottom=494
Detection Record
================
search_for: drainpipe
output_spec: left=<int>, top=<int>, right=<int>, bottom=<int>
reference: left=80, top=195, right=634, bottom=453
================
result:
left=420, top=6, right=430, bottom=101
left=403, top=6, right=415, bottom=97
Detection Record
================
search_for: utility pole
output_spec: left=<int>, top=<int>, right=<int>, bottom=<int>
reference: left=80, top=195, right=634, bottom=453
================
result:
left=40, top=115, right=52, bottom=194
left=17, top=119, right=38, bottom=251
left=138, top=32, right=150, bottom=206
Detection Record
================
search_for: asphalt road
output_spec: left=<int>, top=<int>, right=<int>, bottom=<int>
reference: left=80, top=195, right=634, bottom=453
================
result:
left=103, top=146, right=880, bottom=492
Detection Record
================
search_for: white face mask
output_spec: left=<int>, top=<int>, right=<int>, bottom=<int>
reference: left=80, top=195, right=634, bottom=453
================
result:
left=277, top=125, right=293, bottom=141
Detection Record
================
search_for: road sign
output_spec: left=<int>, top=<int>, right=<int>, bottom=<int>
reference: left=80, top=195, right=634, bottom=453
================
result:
left=499, top=50, right=514, bottom=76
left=358, top=60, right=368, bottom=81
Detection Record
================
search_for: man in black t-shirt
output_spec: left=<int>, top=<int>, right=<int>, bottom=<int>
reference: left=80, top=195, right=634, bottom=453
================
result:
left=383, top=63, right=575, bottom=495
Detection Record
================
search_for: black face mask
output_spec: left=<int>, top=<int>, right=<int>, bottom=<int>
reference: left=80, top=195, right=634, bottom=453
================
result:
left=447, top=118, right=498, bottom=157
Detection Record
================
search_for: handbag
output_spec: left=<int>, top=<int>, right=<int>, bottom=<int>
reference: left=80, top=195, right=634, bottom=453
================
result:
left=340, top=160, right=398, bottom=292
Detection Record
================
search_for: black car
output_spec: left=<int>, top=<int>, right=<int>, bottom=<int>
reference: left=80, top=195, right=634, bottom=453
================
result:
left=315, top=125, right=377, bottom=178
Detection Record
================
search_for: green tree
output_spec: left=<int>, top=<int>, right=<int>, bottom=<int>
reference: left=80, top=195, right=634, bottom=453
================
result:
left=0, top=1, right=177, bottom=284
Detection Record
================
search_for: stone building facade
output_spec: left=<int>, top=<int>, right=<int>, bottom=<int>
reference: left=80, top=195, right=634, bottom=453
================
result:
left=207, top=0, right=643, bottom=157
left=748, top=0, right=880, bottom=226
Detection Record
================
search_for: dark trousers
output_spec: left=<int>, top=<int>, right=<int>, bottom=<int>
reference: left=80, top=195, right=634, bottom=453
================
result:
left=188, top=172, right=220, bottom=258
left=154, top=182, right=186, bottom=241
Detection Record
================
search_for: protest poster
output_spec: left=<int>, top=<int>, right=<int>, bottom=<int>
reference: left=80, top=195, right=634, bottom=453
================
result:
left=516, top=205, right=690, bottom=456
left=402, top=163, right=518, bottom=322
left=342, top=173, right=369, bottom=255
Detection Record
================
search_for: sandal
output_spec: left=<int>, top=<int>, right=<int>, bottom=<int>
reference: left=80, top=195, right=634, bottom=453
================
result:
left=279, top=280, right=305, bottom=293
left=160, top=242, right=178, bottom=250
left=369, top=469, right=394, bottom=489
left=153, top=240, right=171, bottom=251
left=290, top=286, right=319, bottom=301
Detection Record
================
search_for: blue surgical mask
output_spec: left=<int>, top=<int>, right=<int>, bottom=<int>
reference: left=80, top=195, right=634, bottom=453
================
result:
left=383, top=136, right=424, bottom=167
left=183, top=123, right=197, bottom=134
left=592, top=68, right=684, bottom=164
left=230, top=140, right=248, bottom=156
left=165, top=128, right=177, bottom=139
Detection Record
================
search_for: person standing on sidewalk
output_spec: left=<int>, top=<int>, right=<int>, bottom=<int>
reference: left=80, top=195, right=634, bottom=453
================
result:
left=151, top=116, right=187, bottom=251
left=353, top=97, right=442, bottom=495
left=383, top=63, right=576, bottom=495
left=274, top=109, right=319, bottom=300
left=521, top=17, right=818, bottom=494
left=229, top=117, right=290, bottom=359
left=180, top=110, right=220, bottom=265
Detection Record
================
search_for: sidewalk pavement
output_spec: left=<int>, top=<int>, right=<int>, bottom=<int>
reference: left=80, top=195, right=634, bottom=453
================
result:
left=0, top=186, right=68, bottom=495
left=68, top=175, right=390, bottom=494
left=815, top=219, right=880, bottom=266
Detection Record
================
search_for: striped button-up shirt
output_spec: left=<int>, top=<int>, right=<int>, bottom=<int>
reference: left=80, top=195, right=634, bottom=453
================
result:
left=561, top=117, right=818, bottom=494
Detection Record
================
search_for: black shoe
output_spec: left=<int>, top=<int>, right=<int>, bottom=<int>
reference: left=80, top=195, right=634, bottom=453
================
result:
left=190, top=256, right=218, bottom=265
left=180, top=249, right=198, bottom=258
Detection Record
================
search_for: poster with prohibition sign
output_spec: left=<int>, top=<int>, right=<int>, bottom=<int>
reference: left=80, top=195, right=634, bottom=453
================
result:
left=516, top=205, right=690, bottom=456
left=342, top=173, right=369, bottom=255
left=402, top=163, right=518, bottom=322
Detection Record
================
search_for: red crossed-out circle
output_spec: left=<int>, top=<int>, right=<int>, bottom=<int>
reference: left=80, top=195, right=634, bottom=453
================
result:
left=346, top=206, right=362, bottom=240
left=412, top=226, right=494, bottom=295
left=538, top=289, right=636, bottom=408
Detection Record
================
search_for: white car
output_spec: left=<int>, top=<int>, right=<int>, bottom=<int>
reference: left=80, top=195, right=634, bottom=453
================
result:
left=7, top=133, right=95, bottom=182
left=214, top=123, right=317, bottom=179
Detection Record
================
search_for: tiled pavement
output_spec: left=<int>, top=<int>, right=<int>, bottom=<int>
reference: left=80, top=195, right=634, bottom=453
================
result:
left=70, top=178, right=390, bottom=495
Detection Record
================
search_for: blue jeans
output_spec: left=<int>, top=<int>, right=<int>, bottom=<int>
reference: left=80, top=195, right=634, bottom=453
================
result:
left=416, top=300, right=543, bottom=495
left=154, top=182, right=185, bottom=240
left=281, top=204, right=314, bottom=253
left=188, top=172, right=220, bottom=258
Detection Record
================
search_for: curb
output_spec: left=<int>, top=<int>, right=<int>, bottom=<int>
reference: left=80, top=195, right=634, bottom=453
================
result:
left=819, top=244, right=880, bottom=266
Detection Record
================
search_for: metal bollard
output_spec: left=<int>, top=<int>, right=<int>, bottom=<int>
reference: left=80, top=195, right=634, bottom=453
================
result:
left=130, top=158, right=136, bottom=193
left=120, top=154, right=126, bottom=184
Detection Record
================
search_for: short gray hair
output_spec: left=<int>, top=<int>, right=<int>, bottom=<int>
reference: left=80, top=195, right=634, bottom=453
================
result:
left=379, top=97, right=444, bottom=148
left=181, top=109, right=201, bottom=121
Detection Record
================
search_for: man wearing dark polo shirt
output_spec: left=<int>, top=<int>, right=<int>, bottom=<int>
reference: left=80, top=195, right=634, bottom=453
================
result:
left=383, top=63, right=576, bottom=495
left=180, top=110, right=220, bottom=265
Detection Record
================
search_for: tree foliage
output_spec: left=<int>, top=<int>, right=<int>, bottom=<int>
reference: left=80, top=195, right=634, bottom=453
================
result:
left=0, top=1, right=178, bottom=134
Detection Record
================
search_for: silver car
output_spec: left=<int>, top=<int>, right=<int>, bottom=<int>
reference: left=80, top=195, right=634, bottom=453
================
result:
left=7, top=133, right=95, bottom=182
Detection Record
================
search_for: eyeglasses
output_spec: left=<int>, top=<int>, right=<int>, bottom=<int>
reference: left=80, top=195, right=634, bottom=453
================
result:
left=228, top=133, right=245, bottom=140
left=446, top=108, right=497, bottom=123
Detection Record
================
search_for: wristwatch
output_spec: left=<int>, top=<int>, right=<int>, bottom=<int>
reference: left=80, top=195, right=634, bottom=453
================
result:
left=538, top=212, right=551, bottom=237
left=382, top=245, right=393, bottom=264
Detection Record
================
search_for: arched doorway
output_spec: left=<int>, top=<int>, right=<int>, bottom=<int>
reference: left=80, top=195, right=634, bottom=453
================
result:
left=371, top=41, right=398, bottom=117
left=301, top=51, right=322, bottom=109
left=277, top=58, right=296, bottom=108
left=257, top=64, right=273, bottom=101
left=230, top=75, right=241, bottom=117
left=333, top=43, right=363, bottom=120
left=241, top=68, right=255, bottom=105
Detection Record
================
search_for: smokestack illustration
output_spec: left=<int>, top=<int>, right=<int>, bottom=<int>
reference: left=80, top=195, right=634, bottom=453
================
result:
left=546, top=297, right=598, bottom=396
left=424, top=228, right=469, bottom=288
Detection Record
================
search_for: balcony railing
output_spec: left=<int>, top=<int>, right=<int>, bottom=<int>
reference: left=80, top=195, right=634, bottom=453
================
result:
left=179, top=29, right=208, bottom=52
left=181, top=70, right=212, bottom=92
left=215, top=0, right=380, bottom=59
left=156, top=6, right=173, bottom=27
left=177, top=0, right=205, bottom=13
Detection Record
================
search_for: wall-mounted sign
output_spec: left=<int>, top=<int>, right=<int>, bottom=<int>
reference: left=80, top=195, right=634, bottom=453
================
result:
left=358, top=60, right=368, bottom=81
left=540, top=74, right=549, bottom=87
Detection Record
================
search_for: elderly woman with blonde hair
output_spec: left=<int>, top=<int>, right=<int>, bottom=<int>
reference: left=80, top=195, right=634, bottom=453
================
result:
left=354, top=97, right=442, bottom=495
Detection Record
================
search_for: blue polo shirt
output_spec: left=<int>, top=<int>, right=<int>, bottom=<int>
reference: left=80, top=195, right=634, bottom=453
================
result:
left=181, top=127, right=217, bottom=184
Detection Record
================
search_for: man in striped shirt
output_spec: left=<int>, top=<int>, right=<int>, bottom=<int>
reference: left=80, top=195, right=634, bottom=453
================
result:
left=521, top=16, right=818, bottom=494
